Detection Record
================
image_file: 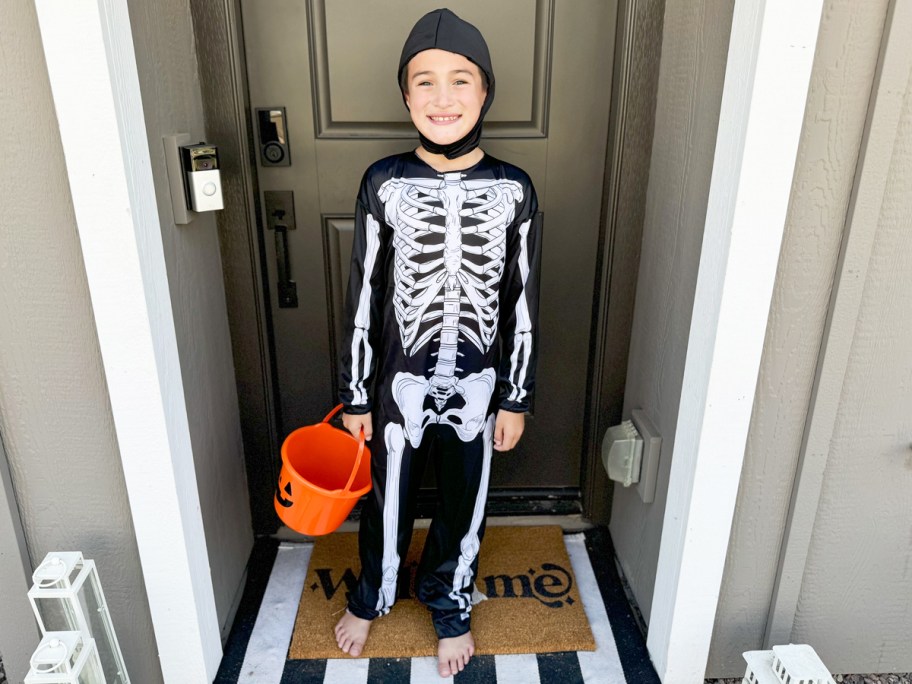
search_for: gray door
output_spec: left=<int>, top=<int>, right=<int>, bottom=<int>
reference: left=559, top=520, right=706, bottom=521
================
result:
left=241, top=0, right=616, bottom=497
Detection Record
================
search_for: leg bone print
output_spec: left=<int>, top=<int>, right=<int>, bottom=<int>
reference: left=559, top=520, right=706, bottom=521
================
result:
left=378, top=172, right=523, bottom=446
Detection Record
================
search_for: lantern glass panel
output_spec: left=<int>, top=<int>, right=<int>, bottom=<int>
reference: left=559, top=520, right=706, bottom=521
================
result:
left=84, top=570, right=126, bottom=683
left=78, top=643, right=106, bottom=684
left=33, top=595, right=83, bottom=633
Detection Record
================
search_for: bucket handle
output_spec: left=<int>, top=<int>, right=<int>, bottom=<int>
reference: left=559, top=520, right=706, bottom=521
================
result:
left=324, top=404, right=366, bottom=494
left=322, top=404, right=345, bottom=423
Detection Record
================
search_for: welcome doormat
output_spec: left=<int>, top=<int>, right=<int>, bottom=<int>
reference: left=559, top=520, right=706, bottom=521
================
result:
left=288, top=525, right=596, bottom=659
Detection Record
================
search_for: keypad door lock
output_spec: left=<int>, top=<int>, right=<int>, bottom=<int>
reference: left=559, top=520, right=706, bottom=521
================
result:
left=256, top=107, right=291, bottom=167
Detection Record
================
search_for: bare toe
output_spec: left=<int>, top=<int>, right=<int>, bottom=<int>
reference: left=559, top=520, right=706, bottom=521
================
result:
left=334, top=609, right=371, bottom=657
left=438, top=631, right=474, bottom=677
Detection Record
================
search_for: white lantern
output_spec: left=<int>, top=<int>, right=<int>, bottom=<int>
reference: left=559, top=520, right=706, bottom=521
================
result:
left=28, top=552, right=130, bottom=684
left=24, top=631, right=105, bottom=684
left=742, top=643, right=836, bottom=684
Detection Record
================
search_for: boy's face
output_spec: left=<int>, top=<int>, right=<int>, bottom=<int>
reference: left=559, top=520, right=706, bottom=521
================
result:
left=403, top=49, right=487, bottom=147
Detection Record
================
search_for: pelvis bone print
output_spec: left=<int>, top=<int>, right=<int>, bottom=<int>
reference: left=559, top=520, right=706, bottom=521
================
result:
left=378, top=172, right=524, bottom=446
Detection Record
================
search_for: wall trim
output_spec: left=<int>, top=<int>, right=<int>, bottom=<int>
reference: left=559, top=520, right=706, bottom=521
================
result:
left=33, top=1, right=221, bottom=680
left=645, top=1, right=823, bottom=681
left=763, top=0, right=912, bottom=648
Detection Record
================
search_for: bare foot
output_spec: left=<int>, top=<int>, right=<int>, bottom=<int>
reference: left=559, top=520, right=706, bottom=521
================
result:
left=333, top=609, right=372, bottom=657
left=437, top=631, right=475, bottom=677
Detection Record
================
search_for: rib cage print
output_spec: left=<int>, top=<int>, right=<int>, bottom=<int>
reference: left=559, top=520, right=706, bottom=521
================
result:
left=378, top=172, right=524, bottom=410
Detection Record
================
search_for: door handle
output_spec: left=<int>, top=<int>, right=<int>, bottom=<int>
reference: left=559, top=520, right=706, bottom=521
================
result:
left=273, top=219, right=298, bottom=308
left=264, top=190, right=298, bottom=308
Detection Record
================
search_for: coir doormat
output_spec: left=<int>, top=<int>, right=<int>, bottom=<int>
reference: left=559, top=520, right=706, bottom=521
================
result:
left=289, top=525, right=595, bottom=659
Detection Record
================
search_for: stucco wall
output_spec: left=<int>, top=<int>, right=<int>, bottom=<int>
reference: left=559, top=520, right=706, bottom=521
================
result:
left=0, top=1, right=163, bottom=680
left=609, top=0, right=734, bottom=622
left=124, top=0, right=254, bottom=636
left=706, top=0, right=890, bottom=675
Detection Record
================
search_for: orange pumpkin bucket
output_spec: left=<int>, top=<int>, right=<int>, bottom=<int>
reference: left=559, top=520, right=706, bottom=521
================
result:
left=274, top=404, right=372, bottom=535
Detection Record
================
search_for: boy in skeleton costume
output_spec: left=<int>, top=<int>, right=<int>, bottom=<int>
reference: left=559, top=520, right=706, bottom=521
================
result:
left=334, top=9, right=542, bottom=677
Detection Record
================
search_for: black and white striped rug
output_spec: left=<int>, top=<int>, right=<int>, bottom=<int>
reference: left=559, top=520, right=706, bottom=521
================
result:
left=215, top=526, right=659, bottom=684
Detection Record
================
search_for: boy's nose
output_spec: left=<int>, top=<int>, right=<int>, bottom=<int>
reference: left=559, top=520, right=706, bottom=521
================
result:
left=433, top=85, right=455, bottom=107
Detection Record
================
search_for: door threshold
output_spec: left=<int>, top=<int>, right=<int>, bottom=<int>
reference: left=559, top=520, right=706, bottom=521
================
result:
left=274, top=513, right=594, bottom=541
left=273, top=487, right=587, bottom=541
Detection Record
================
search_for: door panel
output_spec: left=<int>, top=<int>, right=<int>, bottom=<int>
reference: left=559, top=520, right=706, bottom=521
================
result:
left=310, top=0, right=551, bottom=136
left=241, top=0, right=616, bottom=494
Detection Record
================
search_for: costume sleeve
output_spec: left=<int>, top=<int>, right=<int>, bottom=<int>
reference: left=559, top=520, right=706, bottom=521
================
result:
left=338, top=173, right=387, bottom=414
left=497, top=182, right=543, bottom=413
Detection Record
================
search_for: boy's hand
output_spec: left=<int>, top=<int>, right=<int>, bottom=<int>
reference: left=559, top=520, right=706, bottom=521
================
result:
left=342, top=412, right=373, bottom=441
left=493, top=410, right=525, bottom=452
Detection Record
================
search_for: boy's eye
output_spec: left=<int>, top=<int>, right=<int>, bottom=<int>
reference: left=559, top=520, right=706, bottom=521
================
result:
left=454, top=80, right=468, bottom=86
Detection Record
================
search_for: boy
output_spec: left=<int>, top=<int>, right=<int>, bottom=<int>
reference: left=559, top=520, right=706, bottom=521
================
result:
left=334, top=8, right=542, bottom=678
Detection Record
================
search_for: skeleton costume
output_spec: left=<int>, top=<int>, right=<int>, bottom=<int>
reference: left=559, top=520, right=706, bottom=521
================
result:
left=338, top=9, right=542, bottom=640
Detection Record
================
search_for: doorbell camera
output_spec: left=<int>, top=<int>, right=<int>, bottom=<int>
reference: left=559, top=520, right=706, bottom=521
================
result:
left=180, top=142, right=224, bottom=212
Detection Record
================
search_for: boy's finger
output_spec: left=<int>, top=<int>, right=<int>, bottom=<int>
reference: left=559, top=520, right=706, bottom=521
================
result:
left=504, top=429, right=522, bottom=451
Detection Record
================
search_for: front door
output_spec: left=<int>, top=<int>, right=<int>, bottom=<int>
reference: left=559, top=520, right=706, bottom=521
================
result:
left=241, top=0, right=616, bottom=519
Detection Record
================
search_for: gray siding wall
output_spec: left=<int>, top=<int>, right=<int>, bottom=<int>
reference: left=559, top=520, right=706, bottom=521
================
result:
left=125, top=0, right=254, bottom=636
left=609, top=0, right=734, bottom=621
left=706, top=0, right=891, bottom=675
left=0, top=1, right=163, bottom=680
left=789, top=8, right=912, bottom=670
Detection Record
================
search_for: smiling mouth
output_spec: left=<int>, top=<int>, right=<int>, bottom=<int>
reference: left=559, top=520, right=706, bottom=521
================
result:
left=428, top=114, right=461, bottom=124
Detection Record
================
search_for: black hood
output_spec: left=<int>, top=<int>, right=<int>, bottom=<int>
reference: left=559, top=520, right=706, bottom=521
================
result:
left=397, top=8, right=495, bottom=160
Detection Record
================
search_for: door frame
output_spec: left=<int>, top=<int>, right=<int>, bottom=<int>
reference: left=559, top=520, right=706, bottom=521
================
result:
left=207, top=0, right=635, bottom=530
left=582, top=0, right=665, bottom=524
left=190, top=0, right=284, bottom=535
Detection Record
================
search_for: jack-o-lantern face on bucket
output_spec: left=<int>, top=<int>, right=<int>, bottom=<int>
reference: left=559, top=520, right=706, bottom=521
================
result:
left=276, top=479, right=294, bottom=508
